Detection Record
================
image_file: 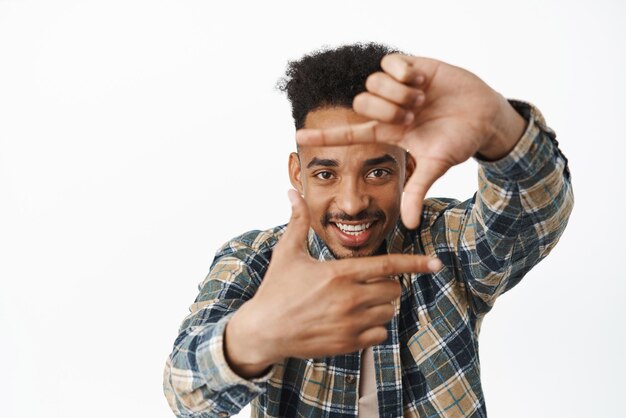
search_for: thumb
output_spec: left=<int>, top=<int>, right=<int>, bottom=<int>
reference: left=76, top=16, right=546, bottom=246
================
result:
left=401, top=158, right=450, bottom=229
left=279, top=189, right=311, bottom=253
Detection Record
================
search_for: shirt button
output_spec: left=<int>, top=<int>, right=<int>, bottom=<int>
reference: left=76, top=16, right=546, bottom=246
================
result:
left=345, top=374, right=356, bottom=384
left=218, top=412, right=229, bottom=418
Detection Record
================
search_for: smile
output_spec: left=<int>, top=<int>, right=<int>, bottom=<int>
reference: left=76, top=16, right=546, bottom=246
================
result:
left=333, top=222, right=373, bottom=235
left=329, top=220, right=378, bottom=248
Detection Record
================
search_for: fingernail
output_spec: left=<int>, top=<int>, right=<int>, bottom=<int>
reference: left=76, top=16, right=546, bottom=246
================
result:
left=415, top=75, right=425, bottom=85
left=427, top=258, right=442, bottom=272
left=404, top=111, right=414, bottom=125
left=414, top=92, right=425, bottom=106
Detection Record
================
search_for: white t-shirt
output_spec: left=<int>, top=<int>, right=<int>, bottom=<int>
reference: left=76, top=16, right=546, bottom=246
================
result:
left=358, top=346, right=379, bottom=417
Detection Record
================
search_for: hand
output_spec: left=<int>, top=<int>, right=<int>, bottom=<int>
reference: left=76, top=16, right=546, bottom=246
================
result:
left=224, top=190, right=440, bottom=377
left=295, top=54, right=527, bottom=228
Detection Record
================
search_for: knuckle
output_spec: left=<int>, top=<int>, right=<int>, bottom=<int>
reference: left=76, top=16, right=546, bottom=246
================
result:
left=399, top=67, right=413, bottom=82
left=403, top=90, right=418, bottom=105
left=393, top=107, right=407, bottom=122
left=380, top=257, right=394, bottom=276
left=345, top=126, right=355, bottom=145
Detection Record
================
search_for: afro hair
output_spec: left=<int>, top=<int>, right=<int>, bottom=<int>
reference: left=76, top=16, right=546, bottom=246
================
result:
left=277, top=42, right=401, bottom=129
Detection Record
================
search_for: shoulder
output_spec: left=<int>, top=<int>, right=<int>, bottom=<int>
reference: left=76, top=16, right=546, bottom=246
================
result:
left=214, top=224, right=288, bottom=259
left=422, top=197, right=463, bottom=215
left=388, top=198, right=473, bottom=254
left=421, top=197, right=473, bottom=225
left=203, top=225, right=288, bottom=288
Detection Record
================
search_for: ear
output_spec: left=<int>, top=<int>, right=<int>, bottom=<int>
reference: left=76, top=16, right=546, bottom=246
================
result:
left=288, top=152, right=304, bottom=194
left=404, top=151, right=416, bottom=186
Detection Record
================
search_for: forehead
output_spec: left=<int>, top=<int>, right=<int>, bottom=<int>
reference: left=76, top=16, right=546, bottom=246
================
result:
left=301, top=106, right=405, bottom=166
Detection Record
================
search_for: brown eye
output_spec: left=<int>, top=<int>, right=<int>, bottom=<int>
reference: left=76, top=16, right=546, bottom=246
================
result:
left=315, top=171, right=334, bottom=180
left=367, top=169, right=391, bottom=179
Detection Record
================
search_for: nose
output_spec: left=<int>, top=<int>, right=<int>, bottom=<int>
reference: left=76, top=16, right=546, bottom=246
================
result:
left=335, top=178, right=370, bottom=217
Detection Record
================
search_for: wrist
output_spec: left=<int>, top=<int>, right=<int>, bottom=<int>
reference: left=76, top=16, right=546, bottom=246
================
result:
left=478, top=94, right=527, bottom=161
left=223, top=302, right=282, bottom=378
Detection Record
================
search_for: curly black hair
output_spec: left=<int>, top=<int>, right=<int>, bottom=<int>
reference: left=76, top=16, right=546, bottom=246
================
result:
left=277, top=42, right=401, bottom=130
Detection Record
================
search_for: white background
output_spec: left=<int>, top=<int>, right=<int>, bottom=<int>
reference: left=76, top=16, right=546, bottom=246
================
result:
left=1, top=1, right=624, bottom=417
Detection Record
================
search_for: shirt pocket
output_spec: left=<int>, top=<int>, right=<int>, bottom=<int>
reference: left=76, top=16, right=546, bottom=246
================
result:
left=405, top=318, right=482, bottom=417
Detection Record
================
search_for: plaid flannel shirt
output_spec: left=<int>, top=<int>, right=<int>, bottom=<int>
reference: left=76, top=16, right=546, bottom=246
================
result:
left=163, top=101, right=573, bottom=417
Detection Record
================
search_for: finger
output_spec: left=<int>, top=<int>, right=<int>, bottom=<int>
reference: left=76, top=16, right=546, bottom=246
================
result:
left=401, top=158, right=450, bottom=229
left=336, top=254, right=442, bottom=282
left=357, top=280, right=402, bottom=308
left=355, top=303, right=396, bottom=331
left=296, top=120, right=379, bottom=146
left=296, top=120, right=404, bottom=147
left=356, top=326, right=388, bottom=347
left=381, top=54, right=423, bottom=85
left=365, top=71, right=425, bottom=109
left=381, top=54, right=441, bottom=88
left=353, top=92, right=415, bottom=125
left=362, top=276, right=395, bottom=284
left=279, top=189, right=311, bottom=253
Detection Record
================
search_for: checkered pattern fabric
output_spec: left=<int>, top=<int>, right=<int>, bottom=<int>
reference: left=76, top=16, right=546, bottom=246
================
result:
left=163, top=101, right=573, bottom=417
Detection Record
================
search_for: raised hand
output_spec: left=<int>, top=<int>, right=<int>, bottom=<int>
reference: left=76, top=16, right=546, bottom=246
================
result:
left=224, top=190, right=441, bottom=378
left=295, top=54, right=527, bottom=228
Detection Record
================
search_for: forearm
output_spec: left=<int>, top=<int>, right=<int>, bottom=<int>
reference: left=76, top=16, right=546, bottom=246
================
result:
left=164, top=312, right=274, bottom=417
left=163, top=239, right=276, bottom=417
left=464, top=101, right=574, bottom=313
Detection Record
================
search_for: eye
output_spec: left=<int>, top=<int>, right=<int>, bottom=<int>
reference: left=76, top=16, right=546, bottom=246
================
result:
left=367, top=168, right=391, bottom=179
left=314, top=171, right=334, bottom=180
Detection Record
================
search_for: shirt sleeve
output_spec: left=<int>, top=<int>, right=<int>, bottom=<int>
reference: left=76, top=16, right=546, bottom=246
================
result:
left=163, top=235, right=277, bottom=418
left=422, top=100, right=574, bottom=318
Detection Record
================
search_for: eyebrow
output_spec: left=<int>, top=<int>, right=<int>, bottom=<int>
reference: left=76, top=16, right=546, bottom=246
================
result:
left=363, top=154, right=398, bottom=167
left=306, top=154, right=398, bottom=169
left=306, top=157, right=339, bottom=169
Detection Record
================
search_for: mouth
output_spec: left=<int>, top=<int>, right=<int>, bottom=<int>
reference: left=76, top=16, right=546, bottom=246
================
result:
left=330, top=220, right=377, bottom=247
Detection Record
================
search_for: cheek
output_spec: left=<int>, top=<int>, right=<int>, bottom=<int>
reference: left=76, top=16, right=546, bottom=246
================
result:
left=375, top=184, right=402, bottom=216
left=302, top=193, right=331, bottom=222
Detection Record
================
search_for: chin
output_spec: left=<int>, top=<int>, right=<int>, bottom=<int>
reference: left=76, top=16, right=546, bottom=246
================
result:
left=328, top=244, right=379, bottom=259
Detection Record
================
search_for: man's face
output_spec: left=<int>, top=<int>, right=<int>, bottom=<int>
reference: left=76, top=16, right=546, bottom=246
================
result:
left=288, top=106, right=414, bottom=259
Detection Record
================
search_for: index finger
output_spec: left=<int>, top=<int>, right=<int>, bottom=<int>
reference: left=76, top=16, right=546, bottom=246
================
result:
left=296, top=120, right=404, bottom=147
left=295, top=120, right=379, bottom=147
left=334, top=254, right=442, bottom=283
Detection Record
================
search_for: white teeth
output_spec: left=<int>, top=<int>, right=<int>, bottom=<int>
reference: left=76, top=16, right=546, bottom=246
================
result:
left=335, top=222, right=372, bottom=235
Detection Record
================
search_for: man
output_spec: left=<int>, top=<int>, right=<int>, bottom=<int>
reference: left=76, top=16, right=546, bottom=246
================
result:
left=163, top=43, right=573, bottom=417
